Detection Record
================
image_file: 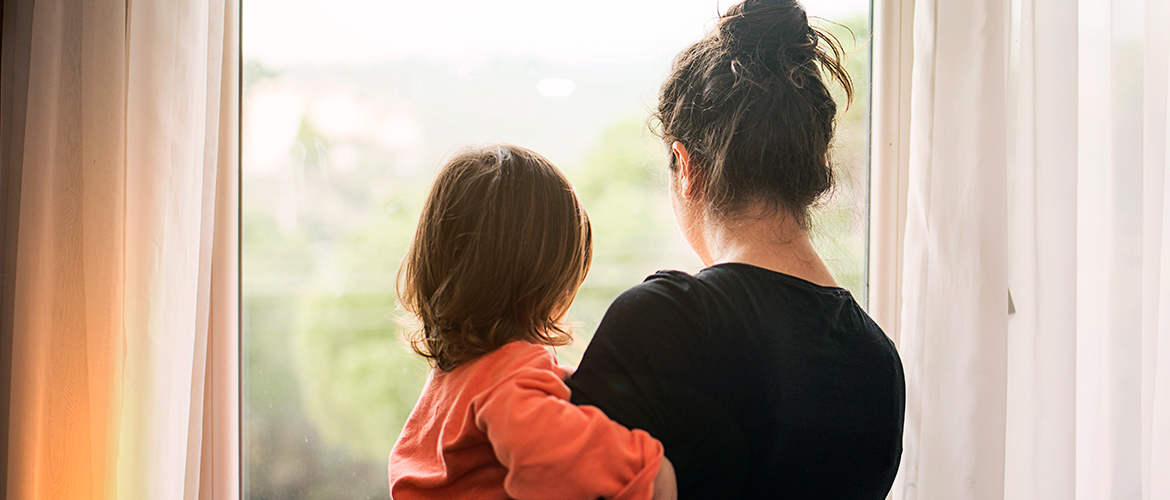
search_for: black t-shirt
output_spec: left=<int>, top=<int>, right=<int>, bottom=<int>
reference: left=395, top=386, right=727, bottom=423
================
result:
left=568, top=263, right=905, bottom=499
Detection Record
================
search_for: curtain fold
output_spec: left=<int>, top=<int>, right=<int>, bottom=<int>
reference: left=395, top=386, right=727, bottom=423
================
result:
left=0, top=0, right=37, bottom=494
left=1141, top=5, right=1170, bottom=500
left=1153, top=48, right=1170, bottom=494
left=1003, top=0, right=1077, bottom=498
left=893, top=0, right=1010, bottom=497
left=203, top=0, right=242, bottom=495
left=1, top=0, right=239, bottom=498
left=901, top=0, right=1170, bottom=498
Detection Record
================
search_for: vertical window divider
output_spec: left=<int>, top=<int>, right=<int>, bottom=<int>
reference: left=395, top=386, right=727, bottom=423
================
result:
left=869, top=0, right=914, bottom=345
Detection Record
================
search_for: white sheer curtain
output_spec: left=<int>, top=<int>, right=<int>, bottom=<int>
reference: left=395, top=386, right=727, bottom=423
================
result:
left=893, top=0, right=1170, bottom=498
left=892, top=0, right=1010, bottom=497
left=1002, top=0, right=1077, bottom=497
left=0, top=0, right=239, bottom=498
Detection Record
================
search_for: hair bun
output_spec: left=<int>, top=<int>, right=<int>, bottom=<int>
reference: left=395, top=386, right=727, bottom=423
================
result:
left=718, top=0, right=816, bottom=63
left=651, top=0, right=854, bottom=227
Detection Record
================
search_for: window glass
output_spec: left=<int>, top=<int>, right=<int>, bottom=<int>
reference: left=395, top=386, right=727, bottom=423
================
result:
left=242, top=1, right=870, bottom=497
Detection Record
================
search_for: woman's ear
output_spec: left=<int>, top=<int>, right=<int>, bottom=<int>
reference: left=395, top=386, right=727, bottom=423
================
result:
left=671, top=141, right=698, bottom=200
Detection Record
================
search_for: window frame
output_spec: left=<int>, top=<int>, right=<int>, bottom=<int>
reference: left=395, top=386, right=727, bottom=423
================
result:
left=868, top=0, right=914, bottom=344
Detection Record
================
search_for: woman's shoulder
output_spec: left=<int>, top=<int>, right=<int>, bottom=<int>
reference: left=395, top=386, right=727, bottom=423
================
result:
left=607, top=265, right=781, bottom=330
left=609, top=270, right=709, bottom=318
left=622, top=263, right=824, bottom=309
left=590, top=271, right=713, bottom=354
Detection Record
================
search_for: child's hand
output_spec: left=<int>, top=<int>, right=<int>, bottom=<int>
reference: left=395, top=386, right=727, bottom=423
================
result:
left=652, top=457, right=677, bottom=500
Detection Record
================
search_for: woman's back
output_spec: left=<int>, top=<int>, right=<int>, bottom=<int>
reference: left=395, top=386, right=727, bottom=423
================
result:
left=569, top=263, right=904, bottom=498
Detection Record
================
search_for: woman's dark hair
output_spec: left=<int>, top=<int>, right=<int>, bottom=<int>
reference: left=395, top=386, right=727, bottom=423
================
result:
left=398, top=144, right=592, bottom=371
left=653, top=0, right=853, bottom=227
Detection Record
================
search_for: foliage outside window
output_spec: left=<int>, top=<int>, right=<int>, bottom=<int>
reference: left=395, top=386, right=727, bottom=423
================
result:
left=242, top=2, right=870, bottom=497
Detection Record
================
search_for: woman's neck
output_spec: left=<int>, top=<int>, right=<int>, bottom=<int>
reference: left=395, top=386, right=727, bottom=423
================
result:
left=696, top=209, right=839, bottom=288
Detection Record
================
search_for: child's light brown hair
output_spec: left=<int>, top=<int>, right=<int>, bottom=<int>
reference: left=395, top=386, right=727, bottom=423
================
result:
left=398, top=144, right=592, bottom=372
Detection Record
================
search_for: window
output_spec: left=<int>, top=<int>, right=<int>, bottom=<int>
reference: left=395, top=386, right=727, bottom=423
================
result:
left=242, top=1, right=871, bottom=497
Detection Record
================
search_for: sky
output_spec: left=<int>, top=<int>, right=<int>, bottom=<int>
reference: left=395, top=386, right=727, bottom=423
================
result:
left=244, top=0, right=869, bottom=66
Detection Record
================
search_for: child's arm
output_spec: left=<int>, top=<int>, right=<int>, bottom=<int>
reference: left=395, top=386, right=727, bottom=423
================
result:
left=473, top=361, right=666, bottom=500
left=653, top=457, right=678, bottom=500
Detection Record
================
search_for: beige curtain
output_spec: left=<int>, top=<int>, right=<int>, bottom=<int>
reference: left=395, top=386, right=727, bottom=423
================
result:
left=0, top=0, right=239, bottom=498
left=892, top=0, right=1170, bottom=498
left=891, top=0, right=1010, bottom=497
left=1002, top=0, right=1077, bottom=497
left=1005, top=0, right=1170, bottom=499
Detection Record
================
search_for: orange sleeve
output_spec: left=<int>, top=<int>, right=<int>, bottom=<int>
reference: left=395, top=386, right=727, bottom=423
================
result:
left=471, top=352, right=663, bottom=500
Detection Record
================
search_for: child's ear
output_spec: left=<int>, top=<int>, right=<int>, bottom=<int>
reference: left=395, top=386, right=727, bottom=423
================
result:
left=671, top=141, right=699, bottom=200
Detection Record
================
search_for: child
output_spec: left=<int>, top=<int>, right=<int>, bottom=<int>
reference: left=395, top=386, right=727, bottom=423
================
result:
left=389, top=145, right=677, bottom=500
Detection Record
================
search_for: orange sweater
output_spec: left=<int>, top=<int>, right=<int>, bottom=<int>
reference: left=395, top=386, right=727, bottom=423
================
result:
left=389, top=341, right=663, bottom=500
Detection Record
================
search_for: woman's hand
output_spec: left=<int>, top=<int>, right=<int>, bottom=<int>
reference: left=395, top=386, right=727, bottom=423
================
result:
left=651, top=457, right=677, bottom=500
left=557, top=364, right=577, bottom=380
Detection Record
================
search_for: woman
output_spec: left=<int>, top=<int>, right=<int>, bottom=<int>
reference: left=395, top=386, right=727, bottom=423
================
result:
left=567, top=1, right=905, bottom=498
